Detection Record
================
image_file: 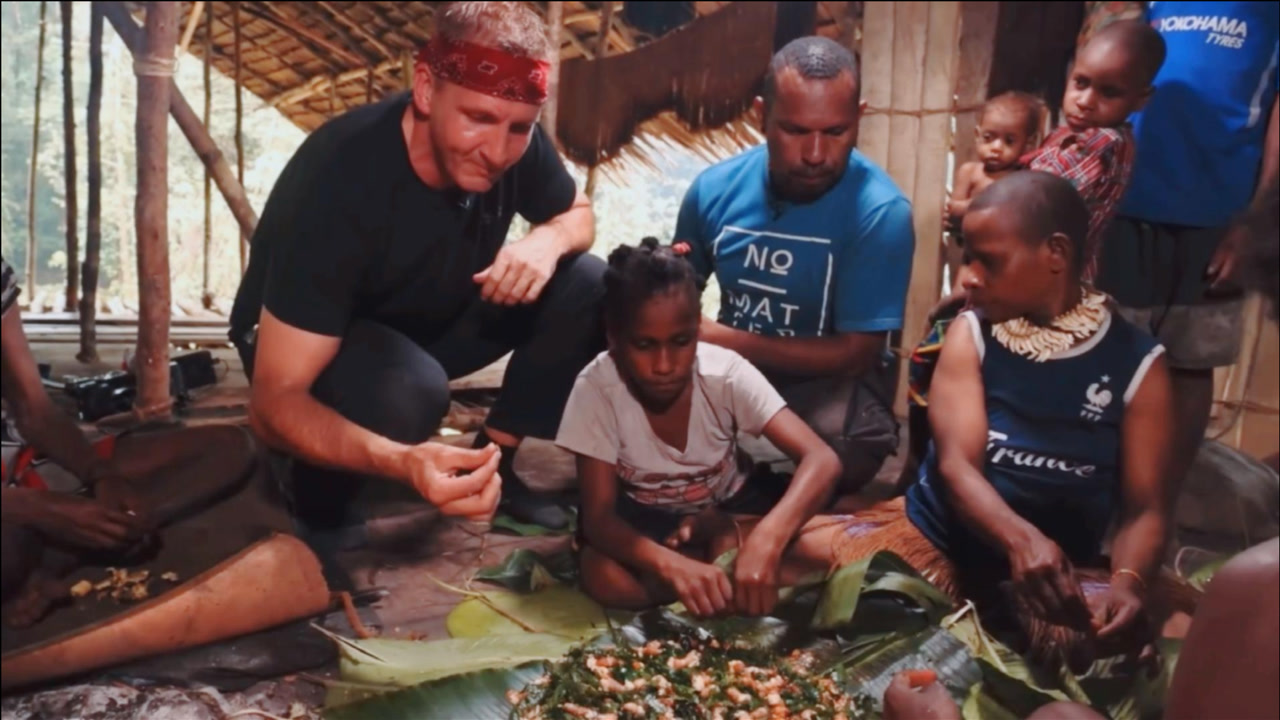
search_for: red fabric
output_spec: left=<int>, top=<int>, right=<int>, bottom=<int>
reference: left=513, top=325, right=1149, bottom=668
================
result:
left=417, top=37, right=550, bottom=106
left=3, top=436, right=117, bottom=491
left=1022, top=125, right=1136, bottom=282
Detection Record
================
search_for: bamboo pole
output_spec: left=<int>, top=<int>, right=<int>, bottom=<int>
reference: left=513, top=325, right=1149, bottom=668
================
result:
left=401, top=49, right=413, bottom=91
left=583, top=1, right=612, bottom=197
left=177, top=0, right=205, bottom=57
left=60, top=0, right=79, bottom=313
left=26, top=0, right=49, bottom=296
left=329, top=74, right=340, bottom=117
left=366, top=65, right=375, bottom=105
left=133, top=0, right=179, bottom=420
left=79, top=1, right=104, bottom=363
left=541, top=1, right=563, bottom=140
left=201, top=5, right=213, bottom=308
left=234, top=0, right=246, bottom=273
left=102, top=2, right=258, bottom=244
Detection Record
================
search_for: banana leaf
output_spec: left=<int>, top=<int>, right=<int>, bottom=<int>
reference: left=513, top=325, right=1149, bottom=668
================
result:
left=325, top=662, right=547, bottom=720
left=474, top=548, right=579, bottom=591
left=814, top=550, right=954, bottom=629
left=491, top=508, right=577, bottom=537
left=325, top=629, right=578, bottom=688
left=445, top=583, right=611, bottom=640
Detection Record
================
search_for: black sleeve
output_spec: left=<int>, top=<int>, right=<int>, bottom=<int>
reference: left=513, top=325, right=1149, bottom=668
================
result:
left=260, top=167, right=369, bottom=338
left=514, top=123, right=578, bottom=225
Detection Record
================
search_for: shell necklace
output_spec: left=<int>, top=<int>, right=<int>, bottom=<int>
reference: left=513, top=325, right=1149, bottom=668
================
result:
left=991, top=288, right=1108, bottom=362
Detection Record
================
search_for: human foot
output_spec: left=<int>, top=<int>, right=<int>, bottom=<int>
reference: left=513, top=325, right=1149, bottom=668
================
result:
left=4, top=571, right=67, bottom=629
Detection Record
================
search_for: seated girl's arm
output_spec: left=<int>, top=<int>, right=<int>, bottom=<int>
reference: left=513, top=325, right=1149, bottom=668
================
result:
left=1095, top=353, right=1174, bottom=637
left=578, top=454, right=733, bottom=616
left=730, top=409, right=838, bottom=615
left=946, top=162, right=981, bottom=219
left=930, top=318, right=1088, bottom=623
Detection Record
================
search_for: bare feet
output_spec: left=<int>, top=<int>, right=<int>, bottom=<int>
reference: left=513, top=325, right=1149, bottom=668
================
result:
left=4, top=570, right=67, bottom=629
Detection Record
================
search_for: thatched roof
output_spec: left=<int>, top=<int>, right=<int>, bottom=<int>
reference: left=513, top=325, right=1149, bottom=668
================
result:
left=166, top=1, right=855, bottom=173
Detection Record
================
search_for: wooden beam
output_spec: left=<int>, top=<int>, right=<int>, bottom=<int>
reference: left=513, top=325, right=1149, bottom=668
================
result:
left=241, top=2, right=357, bottom=69
left=267, top=59, right=399, bottom=108
left=133, top=0, right=179, bottom=420
left=366, top=65, right=375, bottom=104
left=60, top=0, right=79, bottom=313
left=595, top=1, right=615, bottom=56
left=292, top=1, right=379, bottom=66
left=26, top=0, right=48, bottom=296
left=401, top=48, right=413, bottom=90
left=103, top=2, right=259, bottom=243
left=542, top=1, right=563, bottom=140
left=562, top=30, right=594, bottom=60
left=80, top=1, right=104, bottom=363
left=948, top=1, right=999, bottom=284
left=201, top=4, right=213, bottom=309
left=234, top=0, right=246, bottom=273
left=316, top=0, right=393, bottom=60
left=176, top=0, right=205, bottom=57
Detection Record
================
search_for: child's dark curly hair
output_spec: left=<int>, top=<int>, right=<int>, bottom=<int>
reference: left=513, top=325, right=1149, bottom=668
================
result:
left=604, top=237, right=705, bottom=332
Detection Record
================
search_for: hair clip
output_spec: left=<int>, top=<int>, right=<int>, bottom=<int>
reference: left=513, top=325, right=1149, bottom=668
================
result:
left=671, top=242, right=692, bottom=256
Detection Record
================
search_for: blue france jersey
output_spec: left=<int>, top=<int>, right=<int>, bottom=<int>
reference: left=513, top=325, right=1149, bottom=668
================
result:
left=907, top=310, right=1165, bottom=566
left=674, top=146, right=915, bottom=338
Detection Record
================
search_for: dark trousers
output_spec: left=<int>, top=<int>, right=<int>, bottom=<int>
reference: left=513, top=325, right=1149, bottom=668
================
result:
left=234, top=253, right=607, bottom=531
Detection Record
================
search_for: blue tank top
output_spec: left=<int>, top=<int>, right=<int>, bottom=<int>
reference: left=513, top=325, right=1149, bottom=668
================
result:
left=906, top=310, right=1164, bottom=568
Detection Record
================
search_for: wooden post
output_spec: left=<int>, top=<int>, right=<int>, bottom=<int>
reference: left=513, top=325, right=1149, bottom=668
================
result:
left=26, top=0, right=49, bottom=296
left=133, top=1, right=178, bottom=420
left=401, top=49, right=414, bottom=91
left=582, top=1, right=612, bottom=196
left=201, top=6, right=213, bottom=309
left=60, top=0, right=79, bottom=313
left=329, top=74, right=340, bottom=117
left=948, top=2, right=999, bottom=284
left=366, top=65, right=375, bottom=104
left=234, top=0, right=246, bottom=272
left=102, top=2, right=258, bottom=244
left=541, top=1, right=562, bottom=140
left=79, top=1, right=104, bottom=363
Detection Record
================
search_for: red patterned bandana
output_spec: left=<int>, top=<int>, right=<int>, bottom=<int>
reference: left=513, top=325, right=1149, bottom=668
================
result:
left=417, top=37, right=550, bottom=106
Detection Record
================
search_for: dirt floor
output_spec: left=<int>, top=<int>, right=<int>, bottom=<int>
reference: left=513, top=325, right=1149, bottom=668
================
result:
left=6, top=336, right=1272, bottom=719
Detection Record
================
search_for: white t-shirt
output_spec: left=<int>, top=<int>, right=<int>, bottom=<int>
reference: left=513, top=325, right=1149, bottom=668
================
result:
left=555, top=343, right=787, bottom=513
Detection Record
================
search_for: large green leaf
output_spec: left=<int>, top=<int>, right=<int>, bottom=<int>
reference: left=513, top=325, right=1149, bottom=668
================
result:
left=473, top=548, right=579, bottom=591
left=445, top=583, right=610, bottom=640
left=490, top=508, right=577, bottom=537
left=333, top=632, right=577, bottom=688
left=326, top=662, right=547, bottom=720
left=814, top=551, right=954, bottom=629
left=944, top=612, right=1072, bottom=712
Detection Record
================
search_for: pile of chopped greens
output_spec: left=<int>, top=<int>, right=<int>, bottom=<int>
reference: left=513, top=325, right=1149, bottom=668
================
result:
left=508, top=630, right=872, bottom=720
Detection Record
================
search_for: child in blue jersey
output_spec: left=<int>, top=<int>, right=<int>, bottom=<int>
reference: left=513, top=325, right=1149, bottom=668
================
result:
left=800, top=172, right=1195, bottom=669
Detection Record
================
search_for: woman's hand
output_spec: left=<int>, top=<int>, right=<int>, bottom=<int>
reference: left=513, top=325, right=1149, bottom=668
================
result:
left=1089, top=581, right=1146, bottom=639
left=1006, top=527, right=1092, bottom=627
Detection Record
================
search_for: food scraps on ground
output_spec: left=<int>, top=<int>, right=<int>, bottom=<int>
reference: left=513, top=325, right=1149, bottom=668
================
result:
left=68, top=568, right=181, bottom=602
left=509, top=632, right=871, bottom=720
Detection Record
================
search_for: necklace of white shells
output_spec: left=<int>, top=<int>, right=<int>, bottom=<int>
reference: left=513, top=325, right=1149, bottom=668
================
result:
left=991, top=287, right=1108, bottom=362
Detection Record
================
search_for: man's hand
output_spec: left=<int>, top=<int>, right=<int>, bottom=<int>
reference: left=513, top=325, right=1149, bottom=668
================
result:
left=92, top=474, right=151, bottom=529
left=33, top=493, right=146, bottom=551
left=402, top=442, right=502, bottom=521
left=1206, top=223, right=1246, bottom=292
left=1006, top=527, right=1092, bottom=627
left=660, top=554, right=734, bottom=618
left=473, top=230, right=564, bottom=306
left=734, top=525, right=784, bottom=616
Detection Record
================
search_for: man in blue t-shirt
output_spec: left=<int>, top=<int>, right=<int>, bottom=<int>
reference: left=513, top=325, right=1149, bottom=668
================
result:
left=1089, top=1, right=1278, bottom=492
left=674, top=37, right=916, bottom=493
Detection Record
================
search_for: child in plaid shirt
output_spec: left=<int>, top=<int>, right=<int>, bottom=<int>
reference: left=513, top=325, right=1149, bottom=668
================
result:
left=897, top=20, right=1166, bottom=492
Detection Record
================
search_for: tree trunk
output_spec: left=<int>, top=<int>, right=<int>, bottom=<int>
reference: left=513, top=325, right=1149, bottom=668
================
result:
left=79, top=1, right=104, bottom=363
left=133, top=1, right=178, bottom=419
left=61, top=0, right=79, bottom=313
left=102, top=2, right=258, bottom=245
left=26, top=0, right=49, bottom=297
left=201, top=5, right=213, bottom=309
left=541, top=1, right=562, bottom=140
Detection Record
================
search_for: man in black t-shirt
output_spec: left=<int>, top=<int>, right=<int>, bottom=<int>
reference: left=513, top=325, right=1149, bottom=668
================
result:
left=230, top=2, right=604, bottom=532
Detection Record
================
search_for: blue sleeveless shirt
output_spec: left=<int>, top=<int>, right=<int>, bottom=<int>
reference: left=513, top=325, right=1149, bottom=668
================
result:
left=906, top=310, right=1164, bottom=568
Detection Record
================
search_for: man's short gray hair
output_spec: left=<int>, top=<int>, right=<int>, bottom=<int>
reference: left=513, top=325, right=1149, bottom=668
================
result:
left=763, top=36, right=860, bottom=105
left=435, top=2, right=553, bottom=59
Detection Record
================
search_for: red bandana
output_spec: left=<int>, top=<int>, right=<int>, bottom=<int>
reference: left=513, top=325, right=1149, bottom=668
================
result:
left=417, top=37, right=550, bottom=106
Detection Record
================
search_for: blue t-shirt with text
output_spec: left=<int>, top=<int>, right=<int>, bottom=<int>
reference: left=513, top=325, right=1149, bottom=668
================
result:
left=1120, top=1, right=1279, bottom=227
left=674, top=146, right=914, bottom=338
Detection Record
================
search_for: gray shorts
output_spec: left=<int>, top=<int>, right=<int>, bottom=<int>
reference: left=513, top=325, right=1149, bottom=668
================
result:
left=1096, top=217, right=1245, bottom=369
left=742, top=355, right=900, bottom=492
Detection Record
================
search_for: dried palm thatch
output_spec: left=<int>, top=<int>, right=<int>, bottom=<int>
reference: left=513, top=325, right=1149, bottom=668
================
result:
left=160, top=1, right=854, bottom=176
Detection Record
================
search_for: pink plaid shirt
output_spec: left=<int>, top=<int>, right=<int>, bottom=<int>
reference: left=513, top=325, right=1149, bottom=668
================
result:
left=1024, top=125, right=1135, bottom=281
